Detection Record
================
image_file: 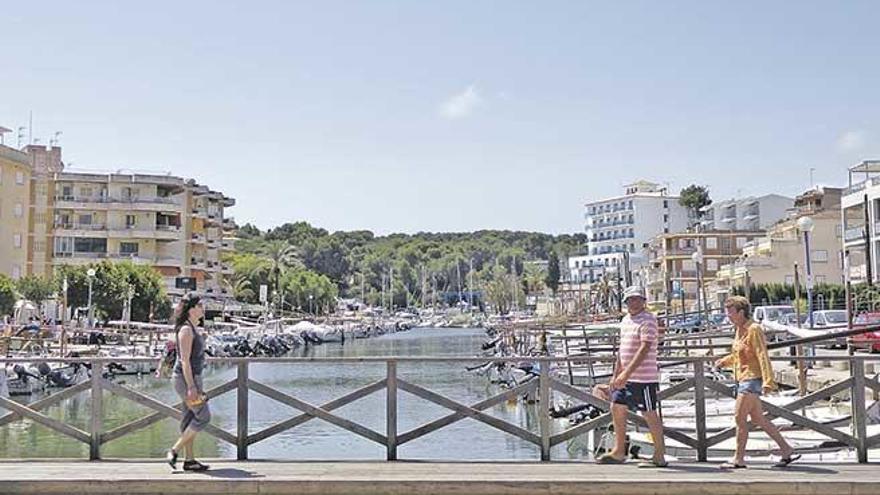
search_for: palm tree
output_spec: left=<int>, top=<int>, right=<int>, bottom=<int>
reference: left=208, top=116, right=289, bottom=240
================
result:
left=262, top=240, right=300, bottom=306
left=223, top=273, right=255, bottom=302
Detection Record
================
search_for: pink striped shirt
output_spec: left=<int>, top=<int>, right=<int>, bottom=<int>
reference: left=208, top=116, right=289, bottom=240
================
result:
left=618, top=310, right=659, bottom=383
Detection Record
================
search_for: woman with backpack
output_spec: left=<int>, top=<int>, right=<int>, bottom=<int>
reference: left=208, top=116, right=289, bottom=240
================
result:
left=166, top=294, right=211, bottom=472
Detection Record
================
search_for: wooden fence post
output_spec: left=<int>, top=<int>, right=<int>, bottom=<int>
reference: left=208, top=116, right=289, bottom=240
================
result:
left=693, top=360, right=708, bottom=462
left=90, top=359, right=103, bottom=460
left=237, top=362, right=249, bottom=460
left=387, top=360, right=398, bottom=461
left=852, top=359, right=868, bottom=463
left=540, top=363, right=551, bottom=461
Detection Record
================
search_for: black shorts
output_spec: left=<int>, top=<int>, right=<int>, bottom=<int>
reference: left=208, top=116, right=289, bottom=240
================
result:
left=610, top=382, right=659, bottom=412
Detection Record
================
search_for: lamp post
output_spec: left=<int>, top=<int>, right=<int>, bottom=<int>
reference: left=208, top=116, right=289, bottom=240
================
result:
left=309, top=294, right=314, bottom=316
left=798, top=216, right=816, bottom=328
left=691, top=248, right=705, bottom=328
left=86, top=268, right=96, bottom=328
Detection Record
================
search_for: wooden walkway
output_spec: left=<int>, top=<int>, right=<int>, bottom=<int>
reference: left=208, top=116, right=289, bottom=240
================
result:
left=2, top=460, right=880, bottom=495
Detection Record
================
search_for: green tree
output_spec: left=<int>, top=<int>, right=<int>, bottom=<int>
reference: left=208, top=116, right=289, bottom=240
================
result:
left=545, top=251, right=561, bottom=295
left=679, top=184, right=712, bottom=228
left=281, top=268, right=338, bottom=315
left=261, top=240, right=300, bottom=304
left=55, top=262, right=170, bottom=322
left=0, top=274, right=16, bottom=317
left=14, top=275, right=57, bottom=309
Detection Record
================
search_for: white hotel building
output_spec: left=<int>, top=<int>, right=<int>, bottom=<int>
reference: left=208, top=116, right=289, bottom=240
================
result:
left=569, top=180, right=690, bottom=284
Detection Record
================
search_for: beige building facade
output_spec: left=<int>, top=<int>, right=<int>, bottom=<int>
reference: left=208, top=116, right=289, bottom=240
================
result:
left=0, top=141, right=236, bottom=300
left=643, top=230, right=764, bottom=311
left=712, top=187, right=844, bottom=300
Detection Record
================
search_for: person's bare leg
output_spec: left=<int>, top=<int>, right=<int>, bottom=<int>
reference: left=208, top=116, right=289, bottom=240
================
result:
left=732, top=394, right=750, bottom=465
left=748, top=398, right=794, bottom=458
left=606, top=403, right=629, bottom=460
left=184, top=436, right=195, bottom=461
left=642, top=410, right=666, bottom=463
left=173, top=427, right=198, bottom=454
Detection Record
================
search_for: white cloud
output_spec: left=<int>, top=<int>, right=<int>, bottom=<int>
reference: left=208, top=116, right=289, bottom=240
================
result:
left=439, top=85, right=482, bottom=119
left=837, top=130, right=866, bottom=152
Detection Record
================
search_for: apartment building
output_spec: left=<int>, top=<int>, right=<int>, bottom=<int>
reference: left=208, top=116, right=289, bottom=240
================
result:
left=643, top=230, right=764, bottom=308
left=699, top=194, right=793, bottom=231
left=0, top=141, right=236, bottom=300
left=842, top=160, right=880, bottom=284
left=713, top=187, right=844, bottom=297
left=0, top=144, right=32, bottom=279
left=580, top=180, right=690, bottom=283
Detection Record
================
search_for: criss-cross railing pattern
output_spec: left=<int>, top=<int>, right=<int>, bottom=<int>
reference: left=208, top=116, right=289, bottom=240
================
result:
left=0, top=356, right=877, bottom=462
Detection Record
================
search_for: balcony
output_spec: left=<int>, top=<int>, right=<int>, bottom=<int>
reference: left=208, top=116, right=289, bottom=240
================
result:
left=845, top=226, right=866, bottom=242
left=54, top=195, right=181, bottom=211
left=106, top=225, right=180, bottom=241
left=191, top=233, right=207, bottom=244
left=54, top=223, right=107, bottom=232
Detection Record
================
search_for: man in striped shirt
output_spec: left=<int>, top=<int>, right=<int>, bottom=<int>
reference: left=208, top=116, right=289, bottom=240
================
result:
left=597, top=286, right=667, bottom=467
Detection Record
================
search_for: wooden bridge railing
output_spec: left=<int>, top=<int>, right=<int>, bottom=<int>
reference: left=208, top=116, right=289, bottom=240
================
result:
left=0, top=355, right=879, bottom=462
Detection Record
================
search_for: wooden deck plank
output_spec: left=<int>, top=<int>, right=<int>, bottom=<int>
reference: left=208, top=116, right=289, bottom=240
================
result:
left=0, top=460, right=877, bottom=495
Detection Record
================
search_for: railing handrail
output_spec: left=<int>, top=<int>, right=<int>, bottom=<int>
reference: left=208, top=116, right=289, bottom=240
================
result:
left=3, top=354, right=880, bottom=364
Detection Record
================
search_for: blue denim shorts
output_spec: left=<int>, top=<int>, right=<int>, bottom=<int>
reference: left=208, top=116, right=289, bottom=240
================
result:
left=736, top=378, right=763, bottom=396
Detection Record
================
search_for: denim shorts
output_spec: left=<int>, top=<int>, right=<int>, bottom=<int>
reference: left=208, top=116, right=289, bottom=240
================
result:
left=736, top=378, right=763, bottom=397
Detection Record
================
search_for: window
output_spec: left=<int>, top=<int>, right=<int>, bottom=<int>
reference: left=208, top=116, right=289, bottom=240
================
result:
left=61, top=185, right=73, bottom=199
left=33, top=240, right=45, bottom=252
left=628, top=200, right=633, bottom=209
left=679, top=239, right=688, bottom=249
left=11, top=265, right=21, bottom=279
left=785, top=275, right=795, bottom=285
left=34, top=212, right=47, bottom=224
left=80, top=187, right=93, bottom=197
left=663, top=200, right=668, bottom=208
left=13, top=203, right=23, bottom=217
left=706, top=237, right=717, bottom=249
left=663, top=214, right=669, bottom=223
left=736, top=237, right=747, bottom=248
left=15, top=171, right=24, bottom=185
left=815, top=275, right=827, bottom=284
left=78, top=214, right=92, bottom=225
left=812, top=250, right=829, bottom=263
left=125, top=215, right=137, bottom=228
left=54, top=236, right=73, bottom=254
left=74, top=237, right=107, bottom=253
left=682, top=260, right=695, bottom=271
left=575, top=261, right=580, bottom=268
left=120, top=242, right=139, bottom=255
left=13, top=234, right=22, bottom=248
left=707, top=259, right=718, bottom=271
left=629, top=244, right=635, bottom=252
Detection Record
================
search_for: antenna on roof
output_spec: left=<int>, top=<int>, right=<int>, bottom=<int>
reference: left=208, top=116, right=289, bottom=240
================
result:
left=50, top=131, right=62, bottom=147
left=17, top=127, right=25, bottom=148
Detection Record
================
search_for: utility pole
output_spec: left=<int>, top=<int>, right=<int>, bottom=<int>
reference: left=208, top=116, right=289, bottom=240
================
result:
left=389, top=267, right=394, bottom=312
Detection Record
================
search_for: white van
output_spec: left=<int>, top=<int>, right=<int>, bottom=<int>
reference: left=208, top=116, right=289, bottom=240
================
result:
left=752, top=305, right=795, bottom=323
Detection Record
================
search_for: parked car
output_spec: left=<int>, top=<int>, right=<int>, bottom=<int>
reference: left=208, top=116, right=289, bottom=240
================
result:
left=780, top=313, right=808, bottom=326
left=848, top=312, right=880, bottom=354
left=812, top=310, right=849, bottom=348
left=752, top=305, right=795, bottom=323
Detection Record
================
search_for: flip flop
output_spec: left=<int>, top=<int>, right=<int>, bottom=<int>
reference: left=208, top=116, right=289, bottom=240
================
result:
left=719, top=461, right=747, bottom=469
left=773, top=454, right=801, bottom=468
left=637, top=459, right=668, bottom=468
left=596, top=454, right=626, bottom=464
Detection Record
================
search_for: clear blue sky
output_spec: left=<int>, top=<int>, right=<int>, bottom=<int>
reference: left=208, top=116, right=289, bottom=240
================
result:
left=2, top=1, right=878, bottom=234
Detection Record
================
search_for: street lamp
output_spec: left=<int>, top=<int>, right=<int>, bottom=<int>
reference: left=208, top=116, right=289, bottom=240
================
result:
left=309, top=294, right=314, bottom=316
left=691, top=248, right=705, bottom=327
left=797, top=216, right=816, bottom=328
left=86, top=268, right=96, bottom=328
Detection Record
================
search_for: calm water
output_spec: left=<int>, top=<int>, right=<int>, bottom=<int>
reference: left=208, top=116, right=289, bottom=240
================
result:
left=0, top=328, right=587, bottom=460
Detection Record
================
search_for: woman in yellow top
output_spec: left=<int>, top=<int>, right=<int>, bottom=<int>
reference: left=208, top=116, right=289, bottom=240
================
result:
left=715, top=296, right=799, bottom=469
